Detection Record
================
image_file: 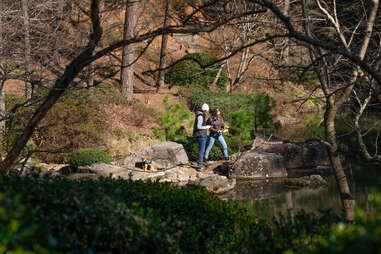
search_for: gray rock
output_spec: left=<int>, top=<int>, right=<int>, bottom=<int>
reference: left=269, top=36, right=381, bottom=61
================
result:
left=78, top=163, right=128, bottom=177
left=123, top=141, right=189, bottom=170
left=257, top=143, right=330, bottom=169
left=232, top=151, right=287, bottom=179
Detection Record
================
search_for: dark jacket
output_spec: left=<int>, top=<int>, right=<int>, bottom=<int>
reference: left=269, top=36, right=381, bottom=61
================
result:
left=193, top=111, right=207, bottom=138
left=207, top=115, right=224, bottom=135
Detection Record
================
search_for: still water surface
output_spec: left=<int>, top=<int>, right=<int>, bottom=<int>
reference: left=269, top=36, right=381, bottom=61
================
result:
left=221, top=161, right=381, bottom=219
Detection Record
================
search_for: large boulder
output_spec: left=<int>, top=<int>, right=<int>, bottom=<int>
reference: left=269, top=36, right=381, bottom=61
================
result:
left=257, top=143, right=330, bottom=169
left=232, top=151, right=287, bottom=179
left=123, top=141, right=189, bottom=170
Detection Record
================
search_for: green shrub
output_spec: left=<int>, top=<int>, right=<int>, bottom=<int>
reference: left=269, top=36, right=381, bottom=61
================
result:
left=0, top=192, right=58, bottom=253
left=152, top=95, right=193, bottom=142
left=165, top=52, right=228, bottom=89
left=289, top=190, right=381, bottom=254
left=188, top=91, right=280, bottom=133
left=229, top=109, right=254, bottom=142
left=69, top=148, right=110, bottom=168
left=0, top=175, right=352, bottom=254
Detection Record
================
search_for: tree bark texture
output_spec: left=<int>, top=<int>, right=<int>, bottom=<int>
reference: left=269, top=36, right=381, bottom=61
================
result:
left=156, top=0, right=171, bottom=92
left=22, top=0, right=32, bottom=99
left=282, top=0, right=290, bottom=63
left=0, top=0, right=4, bottom=135
left=324, top=99, right=355, bottom=222
left=121, top=0, right=140, bottom=100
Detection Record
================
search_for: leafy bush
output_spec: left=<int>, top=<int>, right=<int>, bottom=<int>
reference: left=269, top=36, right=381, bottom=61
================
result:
left=69, top=148, right=110, bottom=168
left=0, top=175, right=348, bottom=254
left=152, top=95, right=193, bottom=142
left=165, top=52, right=228, bottom=89
left=229, top=109, right=254, bottom=142
left=289, top=190, right=381, bottom=254
left=188, top=90, right=280, bottom=133
left=0, top=192, right=58, bottom=253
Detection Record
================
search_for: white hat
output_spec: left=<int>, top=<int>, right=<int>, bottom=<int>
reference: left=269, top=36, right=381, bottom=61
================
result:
left=201, top=103, right=209, bottom=111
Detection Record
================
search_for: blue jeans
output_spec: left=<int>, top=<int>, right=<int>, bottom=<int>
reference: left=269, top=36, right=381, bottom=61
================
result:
left=205, top=133, right=228, bottom=159
left=197, top=137, right=207, bottom=166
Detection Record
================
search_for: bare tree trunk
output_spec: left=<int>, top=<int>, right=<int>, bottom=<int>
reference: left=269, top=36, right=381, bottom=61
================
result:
left=22, top=0, right=32, bottom=99
left=324, top=99, right=355, bottom=222
left=0, top=0, right=103, bottom=173
left=121, top=0, right=140, bottom=100
left=0, top=79, right=4, bottom=136
left=156, top=0, right=171, bottom=92
left=211, top=64, right=223, bottom=88
left=87, top=0, right=105, bottom=88
left=283, top=0, right=290, bottom=63
left=0, top=0, right=4, bottom=135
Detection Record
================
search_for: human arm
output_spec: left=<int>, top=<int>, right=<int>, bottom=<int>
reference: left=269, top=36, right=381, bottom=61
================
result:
left=197, top=115, right=211, bottom=130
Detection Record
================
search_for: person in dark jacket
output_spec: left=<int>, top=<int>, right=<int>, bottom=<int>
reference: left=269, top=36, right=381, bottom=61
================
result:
left=204, top=108, right=229, bottom=161
left=193, top=103, right=211, bottom=170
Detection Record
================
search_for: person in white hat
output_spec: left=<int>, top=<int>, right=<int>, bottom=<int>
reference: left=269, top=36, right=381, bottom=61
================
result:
left=193, top=103, right=211, bottom=170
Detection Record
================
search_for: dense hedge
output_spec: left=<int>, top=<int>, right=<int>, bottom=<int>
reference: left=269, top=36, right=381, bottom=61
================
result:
left=0, top=175, right=355, bottom=254
left=165, top=53, right=228, bottom=89
left=69, top=148, right=111, bottom=168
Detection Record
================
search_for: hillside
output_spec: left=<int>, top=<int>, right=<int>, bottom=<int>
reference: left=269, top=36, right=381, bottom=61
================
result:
left=2, top=0, right=319, bottom=164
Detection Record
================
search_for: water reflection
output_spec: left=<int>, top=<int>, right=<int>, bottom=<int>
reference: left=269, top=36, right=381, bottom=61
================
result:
left=221, top=163, right=380, bottom=219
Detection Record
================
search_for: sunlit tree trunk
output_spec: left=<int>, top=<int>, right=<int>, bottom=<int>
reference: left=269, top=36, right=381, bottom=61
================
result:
left=22, top=0, right=32, bottom=99
left=121, top=0, right=140, bottom=100
left=324, top=99, right=355, bottom=221
left=156, top=0, right=171, bottom=92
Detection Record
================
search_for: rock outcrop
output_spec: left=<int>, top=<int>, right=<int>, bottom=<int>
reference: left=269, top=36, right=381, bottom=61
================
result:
left=256, top=142, right=330, bottom=169
left=123, top=141, right=189, bottom=170
left=231, top=151, right=287, bottom=179
left=73, top=163, right=235, bottom=194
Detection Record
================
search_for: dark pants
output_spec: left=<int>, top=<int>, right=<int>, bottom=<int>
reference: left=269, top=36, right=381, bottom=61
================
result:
left=197, top=137, right=207, bottom=167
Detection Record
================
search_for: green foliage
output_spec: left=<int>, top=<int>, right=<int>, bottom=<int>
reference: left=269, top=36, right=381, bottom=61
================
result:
left=0, top=175, right=349, bottom=254
left=69, top=148, right=110, bottom=168
left=0, top=192, right=58, bottom=253
left=229, top=109, right=254, bottom=142
left=152, top=95, right=193, bottom=142
left=289, top=190, right=381, bottom=254
left=188, top=91, right=279, bottom=131
left=165, top=53, right=228, bottom=89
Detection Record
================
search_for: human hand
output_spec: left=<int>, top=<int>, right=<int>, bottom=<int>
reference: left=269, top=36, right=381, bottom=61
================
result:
left=206, top=125, right=212, bottom=129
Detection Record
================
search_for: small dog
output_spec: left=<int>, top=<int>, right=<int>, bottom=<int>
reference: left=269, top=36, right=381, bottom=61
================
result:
left=142, top=156, right=156, bottom=171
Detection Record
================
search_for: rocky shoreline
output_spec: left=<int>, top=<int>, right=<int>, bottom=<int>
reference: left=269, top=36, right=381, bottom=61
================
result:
left=13, top=137, right=332, bottom=194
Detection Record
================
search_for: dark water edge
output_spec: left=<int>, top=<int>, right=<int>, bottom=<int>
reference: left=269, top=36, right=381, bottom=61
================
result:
left=220, top=161, right=381, bottom=220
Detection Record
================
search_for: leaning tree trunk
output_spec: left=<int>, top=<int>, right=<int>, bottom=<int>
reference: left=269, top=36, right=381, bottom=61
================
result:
left=156, top=0, right=171, bottom=92
left=121, top=0, right=140, bottom=100
left=325, top=98, right=355, bottom=222
left=0, top=0, right=103, bottom=173
left=22, top=0, right=32, bottom=99
left=282, top=0, right=290, bottom=63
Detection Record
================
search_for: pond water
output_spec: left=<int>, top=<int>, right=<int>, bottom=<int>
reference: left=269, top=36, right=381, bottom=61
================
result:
left=221, top=161, right=381, bottom=219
